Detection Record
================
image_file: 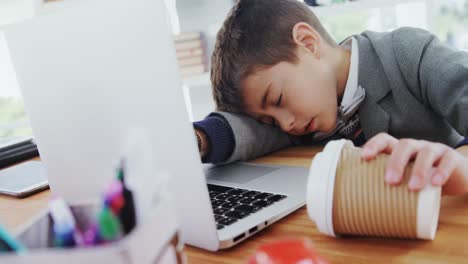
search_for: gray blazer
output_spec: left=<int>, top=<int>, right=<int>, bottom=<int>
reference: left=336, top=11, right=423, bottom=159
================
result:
left=213, top=27, right=468, bottom=164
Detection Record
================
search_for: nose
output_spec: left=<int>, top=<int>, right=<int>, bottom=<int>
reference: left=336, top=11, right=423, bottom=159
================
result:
left=276, top=111, right=295, bottom=133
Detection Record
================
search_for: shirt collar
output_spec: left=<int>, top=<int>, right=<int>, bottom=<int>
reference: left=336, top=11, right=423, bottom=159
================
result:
left=339, top=37, right=359, bottom=109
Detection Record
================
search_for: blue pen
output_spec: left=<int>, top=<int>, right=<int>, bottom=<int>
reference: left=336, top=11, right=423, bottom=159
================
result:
left=49, top=198, right=79, bottom=247
left=0, top=224, right=26, bottom=254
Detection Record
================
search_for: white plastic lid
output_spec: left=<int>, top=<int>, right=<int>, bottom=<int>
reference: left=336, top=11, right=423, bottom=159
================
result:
left=417, top=183, right=442, bottom=240
left=306, top=139, right=348, bottom=237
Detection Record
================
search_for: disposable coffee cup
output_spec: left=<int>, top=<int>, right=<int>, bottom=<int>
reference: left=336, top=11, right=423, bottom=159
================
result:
left=307, top=139, right=441, bottom=240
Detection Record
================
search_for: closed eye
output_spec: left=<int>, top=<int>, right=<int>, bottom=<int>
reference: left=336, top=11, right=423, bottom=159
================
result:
left=271, top=117, right=277, bottom=127
left=276, top=93, right=282, bottom=107
left=259, top=116, right=277, bottom=127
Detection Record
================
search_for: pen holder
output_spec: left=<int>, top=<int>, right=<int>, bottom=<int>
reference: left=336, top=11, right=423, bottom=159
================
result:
left=0, top=192, right=184, bottom=264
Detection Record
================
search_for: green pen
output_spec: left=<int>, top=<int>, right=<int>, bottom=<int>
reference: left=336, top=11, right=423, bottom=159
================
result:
left=0, top=224, right=26, bottom=254
left=98, top=206, right=123, bottom=242
left=117, top=166, right=124, bottom=182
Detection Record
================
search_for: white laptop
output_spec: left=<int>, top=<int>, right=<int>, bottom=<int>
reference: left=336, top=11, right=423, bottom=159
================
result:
left=2, top=0, right=308, bottom=250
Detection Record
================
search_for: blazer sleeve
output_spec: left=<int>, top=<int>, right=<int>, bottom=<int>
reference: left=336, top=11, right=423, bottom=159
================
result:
left=393, top=27, right=468, bottom=136
left=211, top=111, right=295, bottom=164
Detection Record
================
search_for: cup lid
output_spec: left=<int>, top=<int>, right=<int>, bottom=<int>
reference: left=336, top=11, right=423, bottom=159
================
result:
left=307, top=139, right=348, bottom=237
left=417, top=183, right=441, bottom=240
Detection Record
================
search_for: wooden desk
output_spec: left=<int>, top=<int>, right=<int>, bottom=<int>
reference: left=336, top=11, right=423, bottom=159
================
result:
left=2, top=146, right=468, bottom=263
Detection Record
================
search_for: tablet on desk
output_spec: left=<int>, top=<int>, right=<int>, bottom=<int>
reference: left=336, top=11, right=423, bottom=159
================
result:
left=0, top=161, right=49, bottom=198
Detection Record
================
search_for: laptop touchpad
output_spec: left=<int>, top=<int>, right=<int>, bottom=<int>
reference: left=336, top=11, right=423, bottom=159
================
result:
left=205, top=163, right=279, bottom=184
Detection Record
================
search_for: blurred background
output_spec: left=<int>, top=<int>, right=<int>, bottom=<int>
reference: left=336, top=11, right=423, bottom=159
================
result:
left=1, top=0, right=468, bottom=140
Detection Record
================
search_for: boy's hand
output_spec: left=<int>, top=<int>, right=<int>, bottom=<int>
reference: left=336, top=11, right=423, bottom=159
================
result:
left=194, top=128, right=210, bottom=158
left=361, top=133, right=468, bottom=195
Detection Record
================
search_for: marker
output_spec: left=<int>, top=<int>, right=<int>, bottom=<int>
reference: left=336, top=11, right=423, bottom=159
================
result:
left=49, top=198, right=78, bottom=247
left=82, top=224, right=100, bottom=246
left=117, top=163, right=125, bottom=182
left=116, top=159, right=136, bottom=234
left=104, top=179, right=125, bottom=215
left=0, top=224, right=26, bottom=254
left=119, top=186, right=136, bottom=234
left=97, top=206, right=123, bottom=242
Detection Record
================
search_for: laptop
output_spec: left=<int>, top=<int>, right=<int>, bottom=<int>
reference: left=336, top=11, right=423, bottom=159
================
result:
left=2, top=0, right=308, bottom=250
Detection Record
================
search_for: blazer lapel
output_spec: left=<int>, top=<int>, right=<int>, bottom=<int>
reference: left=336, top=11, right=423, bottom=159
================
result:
left=355, top=34, right=391, bottom=139
left=358, top=96, right=389, bottom=139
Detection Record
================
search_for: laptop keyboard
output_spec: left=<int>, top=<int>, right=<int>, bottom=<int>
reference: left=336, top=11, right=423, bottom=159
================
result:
left=207, top=184, right=287, bottom=230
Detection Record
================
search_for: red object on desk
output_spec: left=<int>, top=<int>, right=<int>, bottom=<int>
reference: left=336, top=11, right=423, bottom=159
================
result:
left=247, top=238, right=329, bottom=264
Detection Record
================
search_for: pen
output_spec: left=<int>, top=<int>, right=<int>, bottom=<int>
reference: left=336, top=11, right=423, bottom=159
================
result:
left=97, top=206, right=123, bottom=242
left=104, top=179, right=125, bottom=215
left=116, top=160, right=136, bottom=234
left=49, top=197, right=78, bottom=247
left=0, top=224, right=26, bottom=254
left=82, top=223, right=100, bottom=246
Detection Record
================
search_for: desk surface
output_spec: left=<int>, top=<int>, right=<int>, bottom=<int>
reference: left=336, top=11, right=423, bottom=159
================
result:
left=2, top=146, right=468, bottom=264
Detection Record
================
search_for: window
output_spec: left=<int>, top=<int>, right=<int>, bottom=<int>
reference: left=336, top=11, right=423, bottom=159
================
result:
left=308, top=0, right=431, bottom=42
left=306, top=0, right=468, bottom=50
left=0, top=1, right=37, bottom=139
left=0, top=33, right=32, bottom=138
left=433, top=0, right=468, bottom=50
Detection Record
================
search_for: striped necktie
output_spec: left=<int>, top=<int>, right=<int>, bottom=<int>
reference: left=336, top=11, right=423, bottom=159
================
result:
left=312, top=85, right=366, bottom=141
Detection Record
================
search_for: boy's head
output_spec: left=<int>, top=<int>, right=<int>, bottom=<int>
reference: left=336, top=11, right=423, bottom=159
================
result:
left=211, top=0, right=350, bottom=136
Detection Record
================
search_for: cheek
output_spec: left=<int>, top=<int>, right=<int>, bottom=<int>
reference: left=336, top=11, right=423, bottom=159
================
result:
left=288, top=86, right=320, bottom=115
left=305, top=76, right=333, bottom=102
left=304, top=81, right=337, bottom=115
left=309, top=59, right=335, bottom=88
left=287, top=64, right=335, bottom=114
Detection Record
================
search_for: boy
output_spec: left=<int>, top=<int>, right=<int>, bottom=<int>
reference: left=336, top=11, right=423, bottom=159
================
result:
left=193, top=0, right=468, bottom=196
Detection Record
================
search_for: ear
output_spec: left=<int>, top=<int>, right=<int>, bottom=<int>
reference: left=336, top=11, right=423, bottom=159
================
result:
left=292, top=22, right=321, bottom=58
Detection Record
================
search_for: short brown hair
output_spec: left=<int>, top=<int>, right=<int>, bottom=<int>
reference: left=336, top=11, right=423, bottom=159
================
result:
left=211, top=0, right=335, bottom=113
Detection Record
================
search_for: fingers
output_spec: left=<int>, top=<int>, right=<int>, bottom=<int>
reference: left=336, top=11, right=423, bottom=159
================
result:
left=361, top=135, right=464, bottom=193
left=361, top=133, right=398, bottom=161
left=409, top=143, right=448, bottom=191
left=434, top=150, right=468, bottom=196
left=432, top=150, right=459, bottom=187
left=384, top=139, right=424, bottom=185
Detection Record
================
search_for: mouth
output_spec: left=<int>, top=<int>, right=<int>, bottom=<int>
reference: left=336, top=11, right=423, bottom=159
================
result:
left=304, top=118, right=315, bottom=133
